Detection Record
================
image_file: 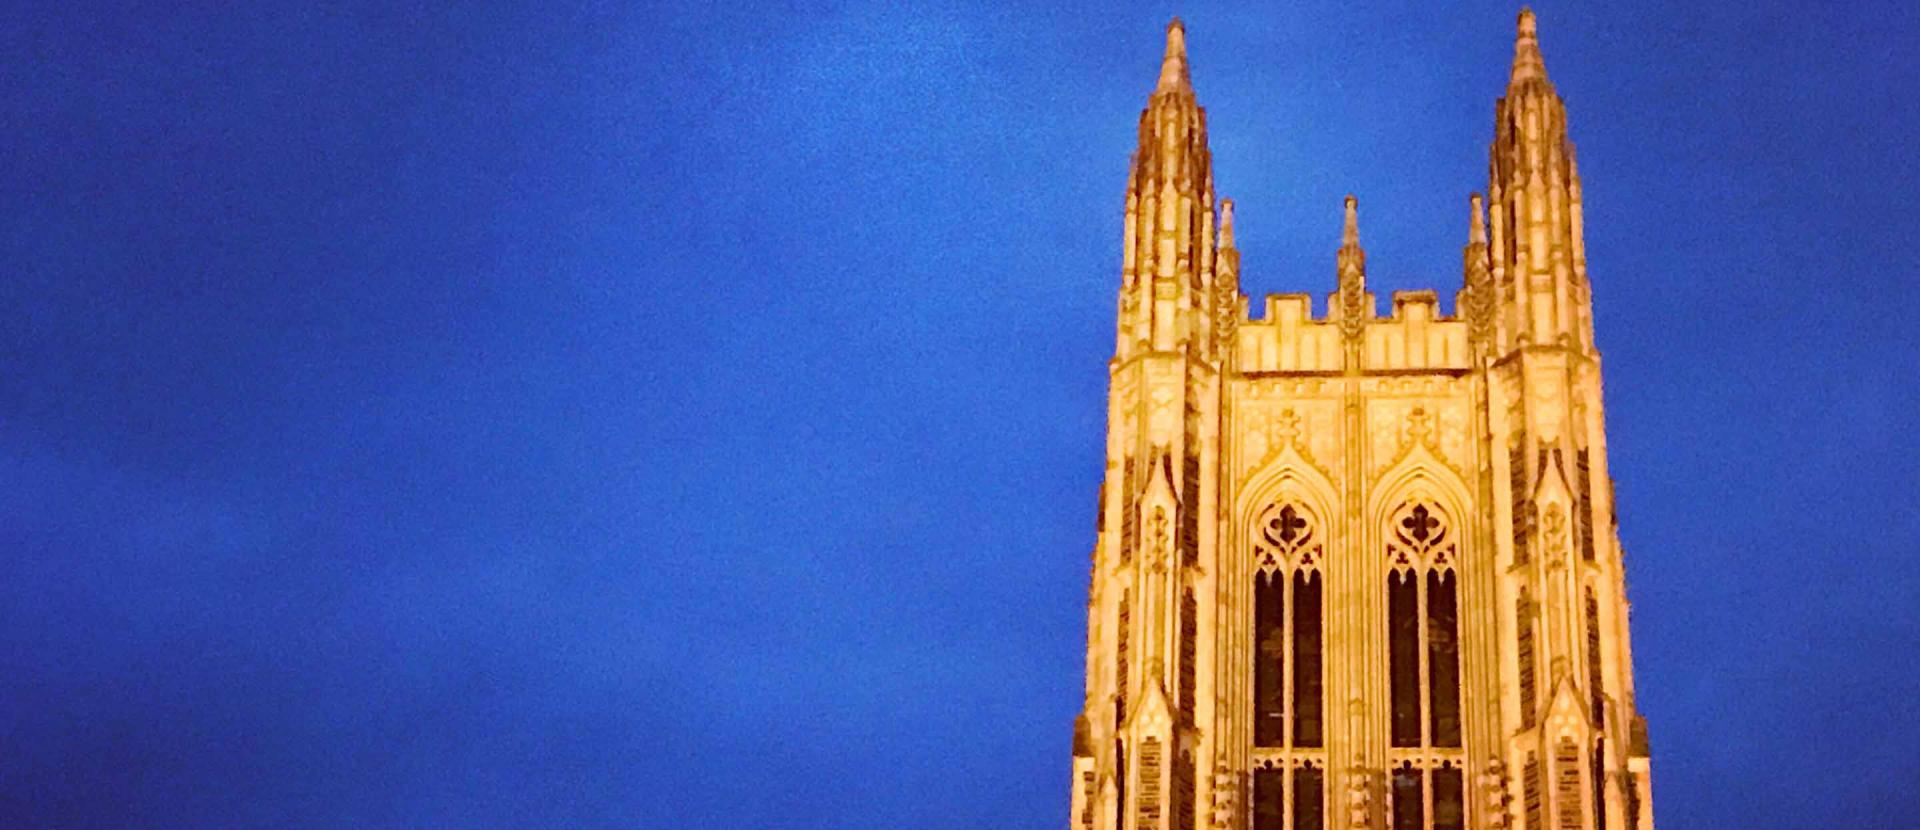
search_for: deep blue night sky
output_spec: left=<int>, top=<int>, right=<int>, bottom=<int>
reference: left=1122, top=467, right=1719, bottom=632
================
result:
left=4, top=1, right=1917, bottom=827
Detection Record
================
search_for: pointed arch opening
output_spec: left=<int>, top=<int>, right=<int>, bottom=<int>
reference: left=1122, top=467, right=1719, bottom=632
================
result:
left=1248, top=492, right=1329, bottom=830
left=1378, top=484, right=1470, bottom=830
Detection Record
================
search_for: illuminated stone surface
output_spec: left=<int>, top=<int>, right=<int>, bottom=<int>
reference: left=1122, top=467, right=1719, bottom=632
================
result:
left=1068, top=12, right=1654, bottom=830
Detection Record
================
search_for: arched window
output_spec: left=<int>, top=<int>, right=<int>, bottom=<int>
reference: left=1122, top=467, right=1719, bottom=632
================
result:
left=1251, top=501, right=1325, bottom=830
left=1384, top=499, right=1465, bottom=830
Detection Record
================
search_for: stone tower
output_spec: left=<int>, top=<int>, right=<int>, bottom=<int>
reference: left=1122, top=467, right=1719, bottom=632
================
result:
left=1067, top=12, right=1655, bottom=830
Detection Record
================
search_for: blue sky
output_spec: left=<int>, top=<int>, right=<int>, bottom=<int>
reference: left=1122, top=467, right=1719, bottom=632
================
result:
left=2, top=1, right=1916, bottom=827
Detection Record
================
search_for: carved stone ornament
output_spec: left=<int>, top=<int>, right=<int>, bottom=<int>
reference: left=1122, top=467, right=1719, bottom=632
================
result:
left=1252, top=501, right=1321, bottom=571
left=1387, top=500, right=1457, bottom=573
left=1150, top=508, right=1172, bottom=573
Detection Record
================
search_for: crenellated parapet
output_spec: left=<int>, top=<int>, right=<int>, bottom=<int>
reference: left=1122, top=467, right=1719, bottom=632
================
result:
left=1235, top=291, right=1473, bottom=375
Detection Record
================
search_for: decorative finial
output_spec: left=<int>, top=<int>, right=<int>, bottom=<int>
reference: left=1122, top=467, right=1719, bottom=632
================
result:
left=1342, top=195, right=1360, bottom=247
left=1157, top=18, right=1190, bottom=91
left=1469, top=193, right=1487, bottom=244
left=1219, top=198, right=1236, bottom=248
left=1510, top=7, right=1549, bottom=86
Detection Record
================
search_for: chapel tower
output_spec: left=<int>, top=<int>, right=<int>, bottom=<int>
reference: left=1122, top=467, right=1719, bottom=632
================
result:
left=1068, top=12, right=1655, bottom=830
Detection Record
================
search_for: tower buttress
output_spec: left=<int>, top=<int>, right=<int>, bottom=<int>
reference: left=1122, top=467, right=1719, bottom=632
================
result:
left=1091, top=19, right=1226, bottom=830
left=1484, top=10, right=1652, bottom=829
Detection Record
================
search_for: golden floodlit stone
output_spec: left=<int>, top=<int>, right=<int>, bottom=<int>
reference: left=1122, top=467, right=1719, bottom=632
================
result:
left=1069, top=11, right=1654, bottom=830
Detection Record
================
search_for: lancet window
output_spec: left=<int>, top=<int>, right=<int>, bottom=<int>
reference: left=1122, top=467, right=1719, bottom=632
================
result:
left=1591, top=739, right=1607, bottom=830
left=1509, top=443, right=1530, bottom=567
left=1117, top=592, right=1130, bottom=727
left=1384, top=499, right=1465, bottom=830
left=1180, top=589, right=1197, bottom=722
left=1250, top=500, right=1326, bottom=830
left=1121, top=456, right=1137, bottom=562
left=1181, top=451, right=1201, bottom=567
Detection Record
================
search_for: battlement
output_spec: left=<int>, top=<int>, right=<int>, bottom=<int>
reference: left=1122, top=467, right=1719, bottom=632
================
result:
left=1236, top=288, right=1472, bottom=373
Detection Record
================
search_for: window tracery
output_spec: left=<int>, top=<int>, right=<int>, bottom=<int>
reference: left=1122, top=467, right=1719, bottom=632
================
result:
left=1251, top=499, right=1326, bottom=830
left=1385, top=499, right=1465, bottom=830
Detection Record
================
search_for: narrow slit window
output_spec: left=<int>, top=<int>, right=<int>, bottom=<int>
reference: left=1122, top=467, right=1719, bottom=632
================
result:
left=1179, top=589, right=1197, bottom=721
left=1576, top=448, right=1595, bottom=561
left=1524, top=753, right=1543, bottom=830
left=1510, top=443, right=1530, bottom=566
left=1585, top=588, right=1604, bottom=726
left=1519, top=591, right=1537, bottom=729
left=1592, top=740, right=1607, bottom=830
left=1117, top=592, right=1130, bottom=727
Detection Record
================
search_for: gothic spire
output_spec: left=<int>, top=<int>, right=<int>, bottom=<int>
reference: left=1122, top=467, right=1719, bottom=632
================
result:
left=1464, top=193, right=1495, bottom=353
left=1158, top=18, right=1191, bottom=92
left=1487, top=8, right=1590, bottom=352
left=1337, top=195, right=1364, bottom=281
left=1117, top=19, right=1215, bottom=360
left=1336, top=195, right=1368, bottom=339
left=1213, top=197, right=1241, bottom=363
left=1469, top=192, right=1488, bottom=246
left=1509, top=8, right=1550, bottom=88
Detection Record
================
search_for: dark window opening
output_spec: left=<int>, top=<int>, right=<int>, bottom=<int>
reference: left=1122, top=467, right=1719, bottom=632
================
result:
left=1254, top=572, right=1285, bottom=747
left=1427, top=570, right=1461, bottom=747
left=1293, top=570, right=1323, bottom=747
left=1296, top=766, right=1325, bottom=830
left=1391, top=765, right=1425, bottom=830
left=1389, top=571, right=1421, bottom=747
left=1252, top=767, right=1285, bottom=830
left=1433, top=765, right=1465, bottom=830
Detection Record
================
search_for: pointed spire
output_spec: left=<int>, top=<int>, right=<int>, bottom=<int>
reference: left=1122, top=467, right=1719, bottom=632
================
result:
left=1119, top=17, right=1213, bottom=362
left=1510, top=7, right=1550, bottom=87
left=1336, top=195, right=1367, bottom=340
left=1464, top=192, right=1495, bottom=351
left=1157, top=18, right=1190, bottom=92
left=1218, top=198, right=1235, bottom=249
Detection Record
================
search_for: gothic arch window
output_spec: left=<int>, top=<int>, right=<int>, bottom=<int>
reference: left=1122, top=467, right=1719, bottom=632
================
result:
left=1250, top=499, right=1326, bottom=830
left=1384, top=498, right=1465, bottom=830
